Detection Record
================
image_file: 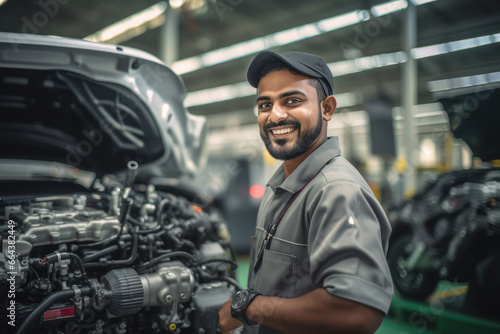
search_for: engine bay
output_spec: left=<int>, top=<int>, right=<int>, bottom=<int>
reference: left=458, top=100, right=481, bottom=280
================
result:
left=0, top=161, right=238, bottom=334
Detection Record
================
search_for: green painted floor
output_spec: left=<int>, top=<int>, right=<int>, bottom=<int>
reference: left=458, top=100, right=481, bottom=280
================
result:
left=235, top=256, right=500, bottom=333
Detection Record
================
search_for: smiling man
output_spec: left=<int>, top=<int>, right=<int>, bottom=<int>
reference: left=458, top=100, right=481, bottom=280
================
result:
left=219, top=51, right=394, bottom=334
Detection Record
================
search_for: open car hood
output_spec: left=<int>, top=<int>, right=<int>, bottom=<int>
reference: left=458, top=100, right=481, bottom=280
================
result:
left=0, top=33, right=207, bottom=182
left=433, top=81, right=500, bottom=162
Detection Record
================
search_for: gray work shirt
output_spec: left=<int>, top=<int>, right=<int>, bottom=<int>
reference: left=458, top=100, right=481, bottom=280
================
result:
left=245, top=137, right=393, bottom=334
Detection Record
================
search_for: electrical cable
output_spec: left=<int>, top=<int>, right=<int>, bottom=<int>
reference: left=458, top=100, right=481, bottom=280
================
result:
left=15, top=287, right=91, bottom=334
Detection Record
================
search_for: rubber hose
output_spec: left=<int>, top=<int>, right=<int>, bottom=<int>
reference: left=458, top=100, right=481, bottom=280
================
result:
left=15, top=289, right=76, bottom=334
left=217, top=276, right=244, bottom=291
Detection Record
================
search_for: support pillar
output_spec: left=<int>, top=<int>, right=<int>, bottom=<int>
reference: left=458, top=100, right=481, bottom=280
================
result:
left=160, top=5, right=179, bottom=66
left=402, top=0, right=418, bottom=195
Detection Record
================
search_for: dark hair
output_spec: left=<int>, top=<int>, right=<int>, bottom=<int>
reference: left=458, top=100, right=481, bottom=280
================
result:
left=259, top=58, right=326, bottom=102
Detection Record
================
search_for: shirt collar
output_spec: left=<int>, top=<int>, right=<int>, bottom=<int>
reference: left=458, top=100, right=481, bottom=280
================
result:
left=266, top=136, right=341, bottom=193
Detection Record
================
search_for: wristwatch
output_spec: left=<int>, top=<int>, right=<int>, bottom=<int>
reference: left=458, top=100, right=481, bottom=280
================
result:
left=230, top=288, right=262, bottom=326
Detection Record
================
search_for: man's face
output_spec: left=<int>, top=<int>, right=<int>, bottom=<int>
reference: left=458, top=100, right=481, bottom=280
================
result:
left=256, top=69, right=324, bottom=161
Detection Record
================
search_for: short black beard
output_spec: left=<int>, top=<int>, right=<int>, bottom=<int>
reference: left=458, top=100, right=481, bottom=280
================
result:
left=260, top=110, right=323, bottom=161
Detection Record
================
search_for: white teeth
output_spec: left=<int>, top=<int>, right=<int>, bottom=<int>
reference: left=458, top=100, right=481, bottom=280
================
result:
left=272, top=128, right=294, bottom=135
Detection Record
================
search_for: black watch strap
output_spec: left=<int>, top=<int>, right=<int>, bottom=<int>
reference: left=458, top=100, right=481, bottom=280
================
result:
left=231, top=288, right=262, bottom=326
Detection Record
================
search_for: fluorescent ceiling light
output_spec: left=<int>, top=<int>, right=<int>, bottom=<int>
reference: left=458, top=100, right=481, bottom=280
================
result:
left=0, top=0, right=8, bottom=7
left=172, top=10, right=369, bottom=75
left=169, top=0, right=185, bottom=9
left=412, top=33, right=500, bottom=59
left=411, top=0, right=436, bottom=4
left=273, top=24, right=321, bottom=45
left=185, top=82, right=255, bottom=107
left=185, top=30, right=498, bottom=108
left=427, top=71, right=500, bottom=92
left=329, top=51, right=407, bottom=77
left=411, top=44, right=447, bottom=58
left=83, top=0, right=438, bottom=72
left=173, top=0, right=438, bottom=75
left=173, top=58, right=203, bottom=75
left=85, top=2, right=167, bottom=43
left=371, top=0, right=408, bottom=17
left=185, top=83, right=360, bottom=109
left=317, top=10, right=370, bottom=32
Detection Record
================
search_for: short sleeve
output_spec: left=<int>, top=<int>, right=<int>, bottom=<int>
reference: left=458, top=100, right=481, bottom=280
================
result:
left=306, top=180, right=394, bottom=314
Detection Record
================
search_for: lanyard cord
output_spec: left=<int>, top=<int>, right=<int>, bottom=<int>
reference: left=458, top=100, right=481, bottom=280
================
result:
left=253, top=170, right=321, bottom=273
left=272, top=170, right=321, bottom=230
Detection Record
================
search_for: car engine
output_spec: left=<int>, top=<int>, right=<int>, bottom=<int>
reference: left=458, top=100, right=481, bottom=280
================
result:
left=0, top=162, right=239, bottom=334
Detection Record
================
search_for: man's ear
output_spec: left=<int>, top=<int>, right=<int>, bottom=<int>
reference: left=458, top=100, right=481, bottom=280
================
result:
left=322, top=96, right=337, bottom=121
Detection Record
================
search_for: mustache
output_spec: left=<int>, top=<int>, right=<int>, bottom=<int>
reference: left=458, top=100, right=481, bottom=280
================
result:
left=263, top=120, right=301, bottom=133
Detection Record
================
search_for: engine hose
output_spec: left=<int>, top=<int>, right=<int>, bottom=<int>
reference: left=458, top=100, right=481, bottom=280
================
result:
left=15, top=287, right=91, bottom=334
left=42, top=252, right=90, bottom=286
left=117, top=197, right=133, bottom=238
left=181, top=239, right=196, bottom=250
left=77, top=234, right=118, bottom=249
left=197, top=258, right=238, bottom=271
left=84, top=228, right=139, bottom=268
left=156, top=197, right=172, bottom=227
left=78, top=233, right=132, bottom=250
left=155, top=248, right=174, bottom=254
left=135, top=251, right=196, bottom=272
left=82, top=244, right=120, bottom=263
left=109, top=226, right=139, bottom=267
left=136, top=225, right=162, bottom=234
left=127, top=216, right=143, bottom=226
left=227, top=244, right=238, bottom=263
left=217, top=276, right=244, bottom=291
left=225, top=245, right=239, bottom=279
left=128, top=216, right=163, bottom=233
left=68, top=253, right=90, bottom=286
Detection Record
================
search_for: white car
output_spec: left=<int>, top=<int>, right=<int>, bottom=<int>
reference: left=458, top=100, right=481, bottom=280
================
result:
left=0, top=32, right=238, bottom=334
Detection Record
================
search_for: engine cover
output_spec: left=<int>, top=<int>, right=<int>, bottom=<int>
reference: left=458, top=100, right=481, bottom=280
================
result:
left=8, top=196, right=121, bottom=246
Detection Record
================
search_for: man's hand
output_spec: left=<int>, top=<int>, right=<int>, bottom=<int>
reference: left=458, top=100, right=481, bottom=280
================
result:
left=219, top=299, right=243, bottom=334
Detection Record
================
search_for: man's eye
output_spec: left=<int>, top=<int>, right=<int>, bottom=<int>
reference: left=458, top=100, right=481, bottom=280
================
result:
left=286, top=98, right=301, bottom=104
left=259, top=102, right=271, bottom=109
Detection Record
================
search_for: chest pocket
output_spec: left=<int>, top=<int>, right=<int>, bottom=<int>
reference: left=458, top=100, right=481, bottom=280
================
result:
left=256, top=248, right=297, bottom=298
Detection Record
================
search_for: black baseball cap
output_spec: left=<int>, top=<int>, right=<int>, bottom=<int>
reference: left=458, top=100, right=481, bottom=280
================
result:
left=247, top=51, right=334, bottom=96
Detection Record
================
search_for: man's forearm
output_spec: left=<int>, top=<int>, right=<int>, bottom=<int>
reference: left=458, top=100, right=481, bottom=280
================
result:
left=245, top=288, right=384, bottom=334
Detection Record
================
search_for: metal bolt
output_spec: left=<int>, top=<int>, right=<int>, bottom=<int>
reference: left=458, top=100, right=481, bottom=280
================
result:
left=180, top=292, right=186, bottom=299
left=165, top=294, right=173, bottom=303
left=160, top=314, right=167, bottom=321
left=120, top=322, right=126, bottom=329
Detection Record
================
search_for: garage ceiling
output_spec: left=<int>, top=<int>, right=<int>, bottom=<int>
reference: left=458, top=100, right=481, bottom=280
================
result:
left=1, top=0, right=500, bottom=130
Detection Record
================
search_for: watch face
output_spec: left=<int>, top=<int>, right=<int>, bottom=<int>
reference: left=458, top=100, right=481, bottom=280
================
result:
left=232, top=290, right=249, bottom=309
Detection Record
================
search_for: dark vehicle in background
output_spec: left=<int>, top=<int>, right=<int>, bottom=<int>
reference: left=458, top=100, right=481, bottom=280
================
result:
left=386, top=82, right=500, bottom=312
left=0, top=33, right=239, bottom=334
